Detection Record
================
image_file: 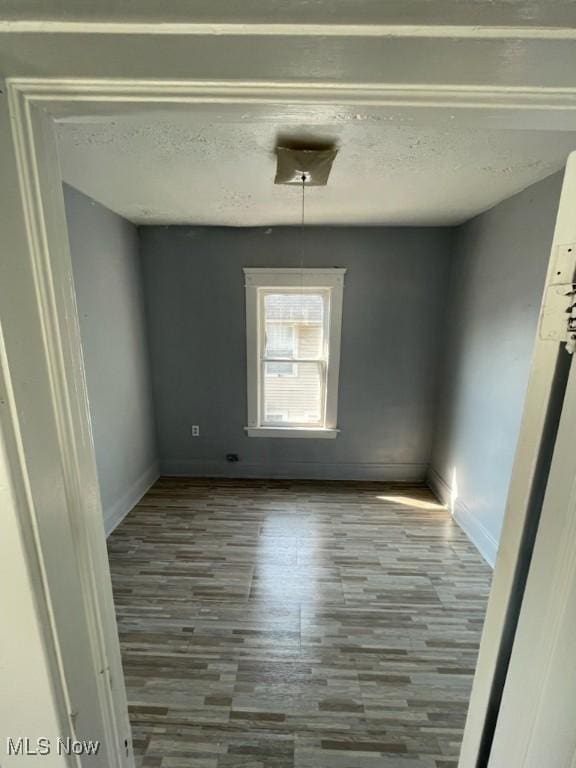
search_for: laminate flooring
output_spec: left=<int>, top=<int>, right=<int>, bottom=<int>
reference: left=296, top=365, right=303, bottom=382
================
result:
left=107, top=478, right=491, bottom=768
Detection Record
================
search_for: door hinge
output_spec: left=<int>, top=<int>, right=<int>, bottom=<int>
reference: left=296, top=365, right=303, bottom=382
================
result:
left=540, top=243, right=576, bottom=354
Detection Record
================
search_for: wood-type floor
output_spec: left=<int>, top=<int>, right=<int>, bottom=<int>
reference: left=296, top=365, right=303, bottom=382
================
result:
left=108, top=478, right=492, bottom=768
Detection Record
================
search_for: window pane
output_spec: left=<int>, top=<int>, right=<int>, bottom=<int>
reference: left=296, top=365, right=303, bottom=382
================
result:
left=263, top=360, right=323, bottom=425
left=264, top=293, right=324, bottom=360
left=265, top=323, right=295, bottom=359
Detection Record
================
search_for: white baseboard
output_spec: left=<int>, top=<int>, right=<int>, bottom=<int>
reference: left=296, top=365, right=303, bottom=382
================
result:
left=453, top=498, right=498, bottom=568
left=160, top=459, right=428, bottom=483
left=427, top=465, right=497, bottom=568
left=427, top=465, right=452, bottom=507
left=104, top=461, right=160, bottom=536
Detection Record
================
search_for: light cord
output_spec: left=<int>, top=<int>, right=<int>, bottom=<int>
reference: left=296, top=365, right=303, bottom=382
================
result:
left=300, top=174, right=306, bottom=289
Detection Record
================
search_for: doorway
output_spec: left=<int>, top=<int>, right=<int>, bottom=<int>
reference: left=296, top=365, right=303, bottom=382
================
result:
left=2, top=77, right=576, bottom=768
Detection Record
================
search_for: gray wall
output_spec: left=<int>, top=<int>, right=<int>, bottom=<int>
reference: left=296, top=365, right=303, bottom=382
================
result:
left=429, top=172, right=563, bottom=565
left=139, top=226, right=453, bottom=480
left=64, top=184, right=159, bottom=534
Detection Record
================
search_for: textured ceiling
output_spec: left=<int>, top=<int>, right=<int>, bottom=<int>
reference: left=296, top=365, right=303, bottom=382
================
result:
left=57, top=106, right=576, bottom=226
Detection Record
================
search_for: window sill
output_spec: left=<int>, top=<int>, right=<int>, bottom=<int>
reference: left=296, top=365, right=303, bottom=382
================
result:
left=245, top=427, right=339, bottom=439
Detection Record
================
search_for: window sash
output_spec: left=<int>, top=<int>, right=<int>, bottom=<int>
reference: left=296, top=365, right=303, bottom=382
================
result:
left=258, top=288, right=329, bottom=428
left=260, top=359, right=327, bottom=427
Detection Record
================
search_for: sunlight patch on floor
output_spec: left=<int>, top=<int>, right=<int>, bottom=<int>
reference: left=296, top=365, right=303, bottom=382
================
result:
left=376, top=495, right=446, bottom=510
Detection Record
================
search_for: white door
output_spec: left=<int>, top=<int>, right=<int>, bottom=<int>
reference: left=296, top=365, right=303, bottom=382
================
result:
left=460, top=152, right=576, bottom=766
left=488, top=320, right=576, bottom=766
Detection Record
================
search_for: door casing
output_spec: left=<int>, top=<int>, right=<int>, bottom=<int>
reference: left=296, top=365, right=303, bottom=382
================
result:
left=1, top=20, right=576, bottom=766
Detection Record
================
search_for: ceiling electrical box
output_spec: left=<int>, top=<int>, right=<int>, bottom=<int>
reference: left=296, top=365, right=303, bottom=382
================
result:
left=275, top=145, right=338, bottom=186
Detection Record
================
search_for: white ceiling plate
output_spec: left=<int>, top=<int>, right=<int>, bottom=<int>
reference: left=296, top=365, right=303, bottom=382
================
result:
left=56, top=106, right=576, bottom=226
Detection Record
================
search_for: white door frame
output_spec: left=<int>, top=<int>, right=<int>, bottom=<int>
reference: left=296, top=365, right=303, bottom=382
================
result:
left=1, top=19, right=576, bottom=765
left=459, top=151, right=576, bottom=767
left=489, top=316, right=576, bottom=767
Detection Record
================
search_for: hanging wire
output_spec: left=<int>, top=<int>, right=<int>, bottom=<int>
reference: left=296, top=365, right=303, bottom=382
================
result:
left=300, top=173, right=306, bottom=291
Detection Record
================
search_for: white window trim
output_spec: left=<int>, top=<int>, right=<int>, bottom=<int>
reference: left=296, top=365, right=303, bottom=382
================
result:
left=244, top=267, right=346, bottom=438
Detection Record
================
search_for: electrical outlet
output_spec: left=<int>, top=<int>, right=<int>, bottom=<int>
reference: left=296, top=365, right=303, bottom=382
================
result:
left=191, top=425, right=200, bottom=437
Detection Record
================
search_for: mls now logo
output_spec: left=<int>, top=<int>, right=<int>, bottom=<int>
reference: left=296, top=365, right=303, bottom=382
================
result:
left=6, top=737, right=100, bottom=756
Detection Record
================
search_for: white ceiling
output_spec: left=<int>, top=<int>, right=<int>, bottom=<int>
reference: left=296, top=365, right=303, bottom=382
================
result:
left=57, top=105, right=576, bottom=227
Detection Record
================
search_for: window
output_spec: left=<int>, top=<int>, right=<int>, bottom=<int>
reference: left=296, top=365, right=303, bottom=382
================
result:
left=244, top=268, right=346, bottom=438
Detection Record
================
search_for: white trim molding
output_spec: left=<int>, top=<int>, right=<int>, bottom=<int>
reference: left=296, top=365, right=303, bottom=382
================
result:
left=243, top=267, right=346, bottom=437
left=245, top=427, right=338, bottom=439
left=427, top=466, right=453, bottom=508
left=2, top=84, right=134, bottom=767
left=453, top=499, right=498, bottom=569
left=161, top=459, right=428, bottom=482
left=13, top=79, right=576, bottom=116
left=427, top=467, right=497, bottom=567
left=3, top=21, right=576, bottom=41
left=1, top=66, right=576, bottom=768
